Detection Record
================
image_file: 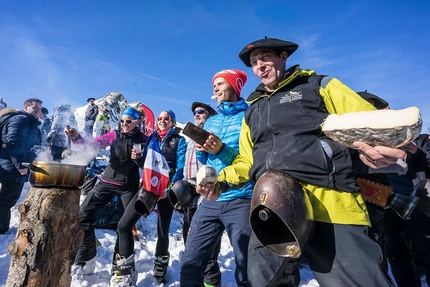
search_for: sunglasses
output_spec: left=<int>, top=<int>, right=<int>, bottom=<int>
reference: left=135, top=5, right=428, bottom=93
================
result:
left=193, top=109, right=206, bottom=116
left=120, top=119, right=138, bottom=124
left=158, top=117, right=171, bottom=121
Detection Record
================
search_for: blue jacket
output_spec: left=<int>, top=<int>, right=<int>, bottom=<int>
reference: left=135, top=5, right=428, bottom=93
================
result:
left=196, top=98, right=254, bottom=201
left=0, top=109, right=41, bottom=182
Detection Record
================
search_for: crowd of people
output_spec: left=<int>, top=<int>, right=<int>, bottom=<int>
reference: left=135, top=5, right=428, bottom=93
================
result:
left=0, top=36, right=429, bottom=287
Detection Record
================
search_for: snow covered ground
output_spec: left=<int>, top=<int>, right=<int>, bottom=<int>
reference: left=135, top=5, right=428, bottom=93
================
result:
left=0, top=183, right=427, bottom=287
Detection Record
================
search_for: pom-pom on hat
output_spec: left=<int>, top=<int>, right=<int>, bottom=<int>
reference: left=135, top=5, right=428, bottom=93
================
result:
left=122, top=107, right=141, bottom=120
left=212, top=69, right=247, bottom=97
left=239, top=37, right=299, bottom=67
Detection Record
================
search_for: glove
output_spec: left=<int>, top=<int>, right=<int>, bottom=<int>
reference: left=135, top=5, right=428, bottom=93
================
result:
left=64, top=127, right=79, bottom=140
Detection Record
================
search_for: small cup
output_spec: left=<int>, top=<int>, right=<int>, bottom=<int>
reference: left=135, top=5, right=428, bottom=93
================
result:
left=133, top=143, right=143, bottom=157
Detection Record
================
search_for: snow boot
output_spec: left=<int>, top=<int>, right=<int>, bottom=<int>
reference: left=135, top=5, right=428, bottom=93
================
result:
left=110, top=254, right=137, bottom=287
left=153, top=255, right=169, bottom=283
left=72, top=256, right=96, bottom=275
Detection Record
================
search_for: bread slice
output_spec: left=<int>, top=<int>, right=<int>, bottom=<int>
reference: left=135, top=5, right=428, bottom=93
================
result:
left=321, top=106, right=422, bottom=148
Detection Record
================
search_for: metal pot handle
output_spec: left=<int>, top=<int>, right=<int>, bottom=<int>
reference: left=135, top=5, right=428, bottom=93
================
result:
left=22, top=163, right=51, bottom=176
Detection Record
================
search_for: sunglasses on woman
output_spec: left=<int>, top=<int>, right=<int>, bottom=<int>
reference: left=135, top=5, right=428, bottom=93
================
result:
left=158, top=117, right=171, bottom=121
left=120, top=119, right=138, bottom=124
left=193, top=109, right=206, bottom=116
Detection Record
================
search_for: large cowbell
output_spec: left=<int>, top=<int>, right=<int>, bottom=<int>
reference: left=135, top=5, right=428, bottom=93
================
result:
left=250, top=170, right=314, bottom=258
left=168, top=180, right=194, bottom=210
left=134, top=186, right=158, bottom=216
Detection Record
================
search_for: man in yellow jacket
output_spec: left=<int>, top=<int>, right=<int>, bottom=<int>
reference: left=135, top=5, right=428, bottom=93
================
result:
left=198, top=38, right=407, bottom=287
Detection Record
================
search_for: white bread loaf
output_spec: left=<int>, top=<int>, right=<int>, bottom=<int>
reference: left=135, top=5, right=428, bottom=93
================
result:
left=321, top=106, right=422, bottom=148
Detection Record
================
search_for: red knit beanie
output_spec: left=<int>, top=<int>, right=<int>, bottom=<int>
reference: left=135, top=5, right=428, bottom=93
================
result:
left=212, top=69, right=247, bottom=97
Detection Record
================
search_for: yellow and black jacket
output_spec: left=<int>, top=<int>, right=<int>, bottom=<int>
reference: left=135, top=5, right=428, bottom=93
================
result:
left=219, top=65, right=377, bottom=225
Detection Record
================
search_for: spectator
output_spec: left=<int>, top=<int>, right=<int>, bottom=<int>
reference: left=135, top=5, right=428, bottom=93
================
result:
left=174, top=101, right=222, bottom=287
left=200, top=37, right=406, bottom=286
left=69, top=107, right=147, bottom=287
left=0, top=98, right=42, bottom=234
left=180, top=69, right=254, bottom=287
left=93, top=106, right=111, bottom=138
left=383, top=120, right=430, bottom=286
left=152, top=109, right=186, bottom=283
left=0, top=97, right=7, bottom=111
left=84, top=97, right=99, bottom=138
left=106, top=108, right=185, bottom=286
left=39, top=107, right=52, bottom=145
left=351, top=91, right=402, bottom=284
left=46, top=104, right=77, bottom=161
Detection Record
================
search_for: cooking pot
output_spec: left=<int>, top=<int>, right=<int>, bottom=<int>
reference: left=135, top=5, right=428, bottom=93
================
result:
left=24, top=161, right=87, bottom=189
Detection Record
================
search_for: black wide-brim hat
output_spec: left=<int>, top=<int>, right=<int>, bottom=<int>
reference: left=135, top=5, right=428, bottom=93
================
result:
left=357, top=91, right=389, bottom=110
left=191, top=102, right=217, bottom=116
left=239, top=37, right=299, bottom=67
left=87, top=97, right=96, bottom=102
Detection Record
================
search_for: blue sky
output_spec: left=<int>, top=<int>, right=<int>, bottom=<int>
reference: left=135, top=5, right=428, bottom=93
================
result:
left=1, top=1, right=430, bottom=130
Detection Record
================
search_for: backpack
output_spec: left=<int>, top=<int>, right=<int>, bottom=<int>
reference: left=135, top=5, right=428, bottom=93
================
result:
left=80, top=173, right=100, bottom=196
left=0, top=109, right=20, bottom=149
left=94, top=195, right=122, bottom=230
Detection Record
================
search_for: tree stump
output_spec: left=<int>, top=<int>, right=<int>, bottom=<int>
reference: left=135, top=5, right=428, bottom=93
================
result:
left=5, top=187, right=84, bottom=287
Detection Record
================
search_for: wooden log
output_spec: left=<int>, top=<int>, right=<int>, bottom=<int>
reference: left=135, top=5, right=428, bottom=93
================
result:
left=5, top=187, right=84, bottom=287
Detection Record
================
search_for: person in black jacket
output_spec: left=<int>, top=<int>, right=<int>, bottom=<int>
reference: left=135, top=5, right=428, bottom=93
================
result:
left=107, top=109, right=186, bottom=285
left=199, top=37, right=408, bottom=287
left=152, top=109, right=186, bottom=283
left=351, top=91, right=405, bottom=285
left=39, top=107, right=52, bottom=145
left=84, top=97, right=99, bottom=138
left=68, top=107, right=147, bottom=287
left=384, top=134, right=430, bottom=287
left=0, top=98, right=42, bottom=234
left=0, top=97, right=7, bottom=111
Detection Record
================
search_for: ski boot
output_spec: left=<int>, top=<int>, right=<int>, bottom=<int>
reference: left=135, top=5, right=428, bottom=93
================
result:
left=153, top=255, right=169, bottom=283
left=110, top=254, right=137, bottom=287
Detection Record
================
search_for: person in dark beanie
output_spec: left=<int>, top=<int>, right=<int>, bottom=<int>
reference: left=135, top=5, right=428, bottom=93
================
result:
left=0, top=98, right=42, bottom=234
left=173, top=101, right=221, bottom=287
left=84, top=97, right=98, bottom=138
left=198, top=37, right=409, bottom=287
left=351, top=91, right=400, bottom=285
left=357, top=91, right=430, bottom=286
left=39, top=107, right=52, bottom=144
left=0, top=97, right=7, bottom=111
left=180, top=69, right=254, bottom=287
left=357, top=90, right=390, bottom=110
